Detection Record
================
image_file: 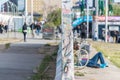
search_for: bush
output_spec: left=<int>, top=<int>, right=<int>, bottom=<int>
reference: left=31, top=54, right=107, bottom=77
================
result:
left=47, top=8, right=61, bottom=27
left=43, top=22, right=55, bottom=28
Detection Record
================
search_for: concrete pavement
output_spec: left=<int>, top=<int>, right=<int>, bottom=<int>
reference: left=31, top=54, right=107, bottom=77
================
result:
left=0, top=34, right=57, bottom=80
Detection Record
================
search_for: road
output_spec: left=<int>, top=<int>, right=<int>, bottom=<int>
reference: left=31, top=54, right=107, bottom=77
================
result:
left=0, top=38, right=56, bottom=80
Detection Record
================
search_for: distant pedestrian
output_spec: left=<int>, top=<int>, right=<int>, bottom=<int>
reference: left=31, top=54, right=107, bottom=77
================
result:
left=81, top=23, right=87, bottom=41
left=102, top=30, right=105, bottom=41
left=30, top=22, right=36, bottom=38
left=36, top=23, right=41, bottom=36
left=93, top=31, right=98, bottom=41
left=0, top=24, right=4, bottom=34
left=4, top=25, right=8, bottom=33
left=22, top=22, right=27, bottom=42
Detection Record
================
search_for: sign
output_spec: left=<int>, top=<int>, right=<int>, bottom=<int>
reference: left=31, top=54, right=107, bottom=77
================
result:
left=109, top=26, right=119, bottom=31
left=94, top=16, right=120, bottom=22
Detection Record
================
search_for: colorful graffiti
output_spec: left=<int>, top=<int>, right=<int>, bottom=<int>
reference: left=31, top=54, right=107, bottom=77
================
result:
left=55, top=0, right=74, bottom=80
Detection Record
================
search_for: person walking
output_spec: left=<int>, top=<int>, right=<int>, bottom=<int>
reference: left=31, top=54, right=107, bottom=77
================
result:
left=36, top=23, right=41, bottom=36
left=30, top=22, right=36, bottom=38
left=4, top=25, right=8, bottom=33
left=22, top=22, right=27, bottom=42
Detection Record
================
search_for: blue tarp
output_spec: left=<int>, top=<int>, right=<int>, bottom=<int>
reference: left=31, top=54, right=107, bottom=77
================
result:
left=72, top=16, right=93, bottom=28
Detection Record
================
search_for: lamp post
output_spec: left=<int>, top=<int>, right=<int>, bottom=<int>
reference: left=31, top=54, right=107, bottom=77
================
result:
left=31, top=0, right=33, bottom=23
left=86, top=0, right=89, bottom=38
left=105, top=0, right=108, bottom=42
left=25, top=0, right=28, bottom=23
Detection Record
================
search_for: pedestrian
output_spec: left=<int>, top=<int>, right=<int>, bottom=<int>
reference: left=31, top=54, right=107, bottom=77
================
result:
left=102, top=30, right=105, bottom=41
left=30, top=22, right=36, bottom=38
left=80, top=23, right=87, bottom=41
left=77, top=25, right=81, bottom=38
left=0, top=24, right=4, bottom=34
left=22, top=22, right=27, bottom=42
left=93, top=31, right=98, bottom=41
left=36, top=23, right=41, bottom=36
left=4, top=25, right=8, bottom=33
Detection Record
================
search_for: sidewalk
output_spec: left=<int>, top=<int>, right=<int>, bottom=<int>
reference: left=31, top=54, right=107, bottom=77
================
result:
left=0, top=34, right=58, bottom=80
left=75, top=44, right=120, bottom=80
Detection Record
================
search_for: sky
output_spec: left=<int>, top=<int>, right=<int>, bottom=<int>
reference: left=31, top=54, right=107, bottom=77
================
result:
left=114, top=0, right=120, bottom=2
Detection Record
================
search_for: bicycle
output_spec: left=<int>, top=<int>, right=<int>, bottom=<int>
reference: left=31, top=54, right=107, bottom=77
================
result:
left=74, top=37, right=90, bottom=69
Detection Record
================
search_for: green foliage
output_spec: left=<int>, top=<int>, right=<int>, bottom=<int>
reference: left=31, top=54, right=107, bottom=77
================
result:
left=5, top=43, right=10, bottom=49
left=112, top=4, right=120, bottom=16
left=31, top=45, right=58, bottom=80
left=99, top=0, right=104, bottom=15
left=80, top=0, right=84, bottom=12
left=31, top=55, right=53, bottom=80
left=47, top=8, right=61, bottom=27
left=43, top=22, right=55, bottom=28
left=75, top=71, right=85, bottom=76
left=44, top=43, right=51, bottom=46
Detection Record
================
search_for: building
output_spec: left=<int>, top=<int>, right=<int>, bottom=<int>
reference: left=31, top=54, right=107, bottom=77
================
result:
left=9, top=0, right=18, bottom=6
left=27, top=0, right=61, bottom=13
left=1, top=0, right=18, bottom=12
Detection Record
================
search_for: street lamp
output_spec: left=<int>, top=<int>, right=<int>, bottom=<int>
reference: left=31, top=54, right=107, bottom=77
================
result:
left=105, top=0, right=108, bottom=42
left=25, top=0, right=28, bottom=23
left=31, top=0, right=33, bottom=23
left=86, top=0, right=89, bottom=38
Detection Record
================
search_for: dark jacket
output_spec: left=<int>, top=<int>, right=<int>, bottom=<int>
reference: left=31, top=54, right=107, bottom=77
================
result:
left=22, top=23, right=27, bottom=33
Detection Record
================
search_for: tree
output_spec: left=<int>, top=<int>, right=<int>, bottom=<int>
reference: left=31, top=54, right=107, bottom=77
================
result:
left=79, top=0, right=85, bottom=15
left=98, top=0, right=104, bottom=15
left=47, top=8, right=61, bottom=27
left=108, top=0, right=113, bottom=15
left=112, top=4, right=120, bottom=16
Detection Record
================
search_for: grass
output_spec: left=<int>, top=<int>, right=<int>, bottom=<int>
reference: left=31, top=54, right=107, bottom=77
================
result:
left=31, top=55, right=53, bottom=80
left=31, top=45, right=58, bottom=80
left=5, top=43, right=10, bottom=49
left=88, top=40, right=120, bottom=68
left=44, top=44, right=51, bottom=46
left=75, top=71, right=85, bottom=76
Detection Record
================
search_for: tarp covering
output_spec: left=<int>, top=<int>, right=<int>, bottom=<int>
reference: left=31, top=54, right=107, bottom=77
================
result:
left=72, top=16, right=93, bottom=28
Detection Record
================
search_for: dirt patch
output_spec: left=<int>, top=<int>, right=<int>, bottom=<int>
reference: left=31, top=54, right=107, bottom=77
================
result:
left=0, top=38, right=22, bottom=44
left=0, top=38, right=22, bottom=50
left=32, top=44, right=58, bottom=80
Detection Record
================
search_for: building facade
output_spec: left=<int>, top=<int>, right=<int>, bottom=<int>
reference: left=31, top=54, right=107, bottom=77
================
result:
left=1, top=0, right=18, bottom=12
left=10, top=0, right=18, bottom=6
left=27, top=0, right=61, bottom=13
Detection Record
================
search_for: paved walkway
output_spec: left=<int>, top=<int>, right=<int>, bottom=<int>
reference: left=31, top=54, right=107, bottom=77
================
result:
left=75, top=44, right=120, bottom=80
left=0, top=34, right=56, bottom=80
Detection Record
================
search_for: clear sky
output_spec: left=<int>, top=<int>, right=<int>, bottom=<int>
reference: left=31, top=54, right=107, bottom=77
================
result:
left=114, top=0, right=120, bottom=2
